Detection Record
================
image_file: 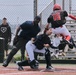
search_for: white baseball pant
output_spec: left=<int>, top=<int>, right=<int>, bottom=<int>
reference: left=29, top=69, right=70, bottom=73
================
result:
left=52, top=25, right=71, bottom=41
left=26, top=41, right=45, bottom=61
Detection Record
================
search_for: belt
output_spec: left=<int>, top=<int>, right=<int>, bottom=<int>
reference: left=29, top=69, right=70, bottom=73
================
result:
left=53, top=26, right=63, bottom=29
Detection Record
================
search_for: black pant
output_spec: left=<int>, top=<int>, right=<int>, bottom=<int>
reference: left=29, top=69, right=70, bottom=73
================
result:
left=20, top=46, right=25, bottom=61
left=70, top=37, right=76, bottom=48
left=18, top=60, right=30, bottom=66
left=45, top=48, right=51, bottom=67
left=6, top=38, right=28, bottom=65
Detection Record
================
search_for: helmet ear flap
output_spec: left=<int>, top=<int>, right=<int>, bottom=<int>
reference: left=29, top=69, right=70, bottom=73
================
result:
left=53, top=4, right=61, bottom=11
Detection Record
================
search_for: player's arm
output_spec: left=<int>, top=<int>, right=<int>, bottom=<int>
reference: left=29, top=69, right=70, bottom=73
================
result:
left=68, top=14, right=76, bottom=20
left=64, top=10, right=76, bottom=20
left=15, top=26, right=21, bottom=37
left=45, top=15, right=52, bottom=29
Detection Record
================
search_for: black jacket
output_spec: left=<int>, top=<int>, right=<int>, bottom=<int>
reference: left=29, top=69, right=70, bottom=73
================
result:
left=33, top=34, right=56, bottom=50
left=0, top=23, right=11, bottom=42
left=47, top=10, right=68, bottom=28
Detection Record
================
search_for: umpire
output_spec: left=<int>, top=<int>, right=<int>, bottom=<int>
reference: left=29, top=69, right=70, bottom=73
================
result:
left=3, top=16, right=41, bottom=67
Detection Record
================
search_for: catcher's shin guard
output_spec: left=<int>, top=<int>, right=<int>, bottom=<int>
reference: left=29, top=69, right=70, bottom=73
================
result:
left=18, top=60, right=30, bottom=66
left=30, top=60, right=39, bottom=69
left=45, top=48, right=51, bottom=68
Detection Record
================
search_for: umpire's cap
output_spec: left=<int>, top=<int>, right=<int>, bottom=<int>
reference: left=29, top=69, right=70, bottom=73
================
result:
left=3, top=17, right=7, bottom=20
left=34, top=16, right=41, bottom=21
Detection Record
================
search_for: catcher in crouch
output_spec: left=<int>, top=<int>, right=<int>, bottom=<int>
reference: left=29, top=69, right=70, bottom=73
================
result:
left=16, top=28, right=57, bottom=71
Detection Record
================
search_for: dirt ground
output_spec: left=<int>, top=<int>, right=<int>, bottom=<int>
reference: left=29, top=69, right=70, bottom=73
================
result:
left=0, top=63, right=76, bottom=75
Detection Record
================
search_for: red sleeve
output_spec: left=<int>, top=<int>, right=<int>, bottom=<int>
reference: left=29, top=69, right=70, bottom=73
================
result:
left=69, top=14, right=76, bottom=20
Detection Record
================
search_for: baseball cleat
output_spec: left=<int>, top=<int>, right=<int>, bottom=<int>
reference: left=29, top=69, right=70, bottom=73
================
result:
left=16, top=61, right=24, bottom=71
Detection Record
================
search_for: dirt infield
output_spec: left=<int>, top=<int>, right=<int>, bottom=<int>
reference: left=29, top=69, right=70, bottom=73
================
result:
left=0, top=64, right=76, bottom=75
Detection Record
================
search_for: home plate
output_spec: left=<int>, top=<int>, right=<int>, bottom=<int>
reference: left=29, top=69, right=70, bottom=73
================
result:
left=40, top=68, right=55, bottom=72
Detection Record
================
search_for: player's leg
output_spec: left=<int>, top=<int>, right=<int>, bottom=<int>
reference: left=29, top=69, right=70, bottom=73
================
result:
left=52, top=25, right=73, bottom=49
left=4, top=40, right=9, bottom=57
left=16, top=60, right=30, bottom=71
left=26, top=41, right=39, bottom=69
left=45, top=48, right=54, bottom=70
left=61, top=25, right=74, bottom=49
left=52, top=25, right=71, bottom=41
left=70, top=37, right=76, bottom=48
left=26, top=41, right=35, bottom=61
left=3, top=38, right=27, bottom=67
left=34, top=48, right=54, bottom=70
left=20, top=45, right=25, bottom=61
left=62, top=25, right=71, bottom=41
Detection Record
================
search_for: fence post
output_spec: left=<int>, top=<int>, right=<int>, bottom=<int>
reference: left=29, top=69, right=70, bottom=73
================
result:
left=0, top=37, right=5, bottom=63
left=34, top=0, right=38, bottom=18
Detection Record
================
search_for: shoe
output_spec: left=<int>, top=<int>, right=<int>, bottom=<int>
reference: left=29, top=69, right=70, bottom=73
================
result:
left=30, top=60, right=39, bottom=69
left=46, top=66, right=55, bottom=71
left=16, top=61, right=24, bottom=71
left=2, top=60, right=8, bottom=67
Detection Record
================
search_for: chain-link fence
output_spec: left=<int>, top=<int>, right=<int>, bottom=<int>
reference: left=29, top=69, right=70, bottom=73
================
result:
left=0, top=0, right=34, bottom=43
left=0, top=0, right=76, bottom=42
left=0, top=0, right=33, bottom=25
left=38, top=0, right=76, bottom=42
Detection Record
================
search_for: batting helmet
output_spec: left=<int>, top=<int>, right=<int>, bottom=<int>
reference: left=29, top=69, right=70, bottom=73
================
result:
left=53, top=4, right=61, bottom=11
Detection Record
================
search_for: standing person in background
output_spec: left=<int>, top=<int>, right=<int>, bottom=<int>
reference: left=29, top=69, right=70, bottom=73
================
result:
left=0, top=17, right=11, bottom=57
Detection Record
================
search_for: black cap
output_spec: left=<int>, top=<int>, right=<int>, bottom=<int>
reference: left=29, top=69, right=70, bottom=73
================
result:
left=3, top=17, right=7, bottom=20
left=34, top=16, right=41, bottom=21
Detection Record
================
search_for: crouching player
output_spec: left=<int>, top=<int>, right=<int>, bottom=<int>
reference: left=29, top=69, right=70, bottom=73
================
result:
left=16, top=28, right=57, bottom=71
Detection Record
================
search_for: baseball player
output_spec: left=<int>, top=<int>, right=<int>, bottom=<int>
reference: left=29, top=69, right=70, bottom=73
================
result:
left=46, top=4, right=76, bottom=48
left=16, top=28, right=57, bottom=71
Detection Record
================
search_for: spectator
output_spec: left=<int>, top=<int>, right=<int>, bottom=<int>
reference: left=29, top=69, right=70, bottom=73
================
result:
left=0, top=17, right=11, bottom=56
